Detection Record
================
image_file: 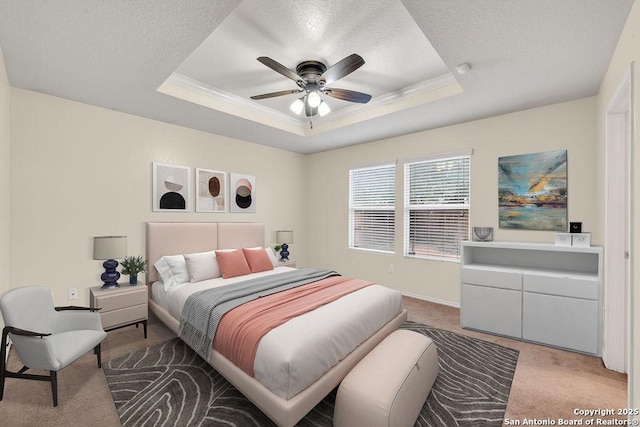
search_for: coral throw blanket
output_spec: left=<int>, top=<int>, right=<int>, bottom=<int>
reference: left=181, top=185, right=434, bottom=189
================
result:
left=213, top=276, right=372, bottom=376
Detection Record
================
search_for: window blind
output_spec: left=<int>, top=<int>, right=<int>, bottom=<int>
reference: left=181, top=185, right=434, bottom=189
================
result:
left=349, top=164, right=395, bottom=253
left=404, top=155, right=470, bottom=261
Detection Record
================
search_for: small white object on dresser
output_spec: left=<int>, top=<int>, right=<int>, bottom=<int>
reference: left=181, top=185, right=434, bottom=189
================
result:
left=571, top=233, right=591, bottom=247
left=555, top=232, right=572, bottom=246
left=90, top=285, right=148, bottom=338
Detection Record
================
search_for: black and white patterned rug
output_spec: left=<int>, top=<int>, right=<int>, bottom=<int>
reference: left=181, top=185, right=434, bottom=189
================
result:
left=104, top=322, right=519, bottom=426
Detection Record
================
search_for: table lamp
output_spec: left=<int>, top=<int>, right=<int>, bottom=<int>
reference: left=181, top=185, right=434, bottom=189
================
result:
left=93, top=236, right=127, bottom=289
left=276, top=230, right=293, bottom=261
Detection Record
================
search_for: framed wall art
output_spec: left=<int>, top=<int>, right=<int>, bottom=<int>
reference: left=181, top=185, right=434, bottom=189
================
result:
left=498, top=150, right=567, bottom=231
left=230, top=173, right=256, bottom=213
left=152, top=162, right=191, bottom=212
left=196, top=169, right=227, bottom=213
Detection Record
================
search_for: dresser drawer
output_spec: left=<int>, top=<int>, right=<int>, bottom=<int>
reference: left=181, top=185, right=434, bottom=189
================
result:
left=100, top=304, right=147, bottom=329
left=523, top=291, right=599, bottom=354
left=461, top=267, right=521, bottom=290
left=523, top=273, right=599, bottom=300
left=461, top=284, right=522, bottom=338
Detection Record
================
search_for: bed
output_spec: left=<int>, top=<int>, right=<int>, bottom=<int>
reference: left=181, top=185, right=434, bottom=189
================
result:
left=145, top=222, right=407, bottom=427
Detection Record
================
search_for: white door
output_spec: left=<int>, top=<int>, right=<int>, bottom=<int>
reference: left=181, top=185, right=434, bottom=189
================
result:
left=603, top=66, right=633, bottom=375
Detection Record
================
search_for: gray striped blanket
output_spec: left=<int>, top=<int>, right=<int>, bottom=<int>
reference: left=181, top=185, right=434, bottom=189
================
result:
left=179, top=268, right=339, bottom=361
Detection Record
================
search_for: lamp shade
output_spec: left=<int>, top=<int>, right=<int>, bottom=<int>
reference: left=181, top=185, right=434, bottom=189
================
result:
left=307, top=91, right=321, bottom=108
left=318, top=100, right=331, bottom=117
left=276, top=230, right=293, bottom=244
left=93, top=236, right=127, bottom=260
left=290, top=98, right=304, bottom=115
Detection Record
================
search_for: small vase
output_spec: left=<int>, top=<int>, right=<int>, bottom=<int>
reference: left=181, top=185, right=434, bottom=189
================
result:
left=129, top=275, right=138, bottom=286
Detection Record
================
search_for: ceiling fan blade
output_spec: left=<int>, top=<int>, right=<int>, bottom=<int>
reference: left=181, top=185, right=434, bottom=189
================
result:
left=319, top=54, right=365, bottom=86
left=323, top=88, right=372, bottom=103
left=250, top=89, right=302, bottom=100
left=257, top=57, right=304, bottom=84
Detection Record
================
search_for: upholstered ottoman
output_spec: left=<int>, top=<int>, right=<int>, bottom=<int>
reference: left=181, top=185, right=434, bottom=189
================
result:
left=333, top=329, right=438, bottom=427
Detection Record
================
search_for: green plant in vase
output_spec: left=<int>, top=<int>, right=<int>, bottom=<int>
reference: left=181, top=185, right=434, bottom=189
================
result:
left=120, top=255, right=147, bottom=286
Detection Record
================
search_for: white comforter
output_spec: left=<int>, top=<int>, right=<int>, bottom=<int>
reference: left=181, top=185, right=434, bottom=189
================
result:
left=152, top=267, right=403, bottom=399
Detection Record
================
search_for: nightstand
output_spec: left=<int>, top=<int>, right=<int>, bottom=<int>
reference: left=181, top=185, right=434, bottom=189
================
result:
left=90, top=285, right=148, bottom=338
left=279, top=260, right=296, bottom=268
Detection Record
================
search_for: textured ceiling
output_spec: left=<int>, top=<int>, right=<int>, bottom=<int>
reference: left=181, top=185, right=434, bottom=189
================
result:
left=0, top=0, right=634, bottom=154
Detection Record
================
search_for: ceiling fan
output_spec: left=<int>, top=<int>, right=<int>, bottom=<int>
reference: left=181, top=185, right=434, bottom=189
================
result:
left=250, top=53, right=372, bottom=118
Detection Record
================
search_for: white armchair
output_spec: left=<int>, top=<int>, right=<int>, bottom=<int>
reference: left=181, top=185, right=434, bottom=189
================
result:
left=0, top=286, right=107, bottom=406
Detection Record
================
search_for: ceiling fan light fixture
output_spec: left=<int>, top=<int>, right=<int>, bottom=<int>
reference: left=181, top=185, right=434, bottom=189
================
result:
left=290, top=97, right=304, bottom=115
left=251, top=54, right=371, bottom=119
left=318, top=100, right=331, bottom=117
left=307, top=91, right=321, bottom=108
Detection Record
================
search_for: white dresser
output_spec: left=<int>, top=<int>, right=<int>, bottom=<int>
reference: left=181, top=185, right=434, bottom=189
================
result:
left=460, top=241, right=603, bottom=356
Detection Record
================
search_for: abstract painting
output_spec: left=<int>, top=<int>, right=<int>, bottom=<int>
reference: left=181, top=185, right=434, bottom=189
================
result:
left=230, top=173, right=256, bottom=213
left=152, top=162, right=191, bottom=212
left=196, top=169, right=226, bottom=213
left=498, top=150, right=567, bottom=231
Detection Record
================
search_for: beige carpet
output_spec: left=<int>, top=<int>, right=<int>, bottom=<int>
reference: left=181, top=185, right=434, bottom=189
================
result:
left=403, top=297, right=628, bottom=424
left=0, top=297, right=627, bottom=426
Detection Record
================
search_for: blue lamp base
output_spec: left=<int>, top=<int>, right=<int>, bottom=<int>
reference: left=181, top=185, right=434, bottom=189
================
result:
left=101, top=259, right=121, bottom=289
left=279, top=243, right=290, bottom=261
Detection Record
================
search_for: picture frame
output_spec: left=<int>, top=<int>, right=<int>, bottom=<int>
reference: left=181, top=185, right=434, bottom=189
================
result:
left=152, top=162, right=191, bottom=212
left=498, top=150, right=567, bottom=231
left=230, top=173, right=256, bottom=213
left=196, top=169, right=227, bottom=213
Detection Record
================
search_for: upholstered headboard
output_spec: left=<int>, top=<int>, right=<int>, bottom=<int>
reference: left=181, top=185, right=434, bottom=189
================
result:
left=218, top=223, right=265, bottom=249
left=145, top=222, right=265, bottom=284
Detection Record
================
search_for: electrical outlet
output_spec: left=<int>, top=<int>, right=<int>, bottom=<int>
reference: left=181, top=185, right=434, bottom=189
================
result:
left=68, top=288, right=78, bottom=301
left=388, top=264, right=395, bottom=273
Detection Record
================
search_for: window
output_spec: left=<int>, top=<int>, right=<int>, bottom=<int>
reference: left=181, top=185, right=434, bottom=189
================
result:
left=404, top=154, right=470, bottom=261
left=349, top=164, right=395, bottom=253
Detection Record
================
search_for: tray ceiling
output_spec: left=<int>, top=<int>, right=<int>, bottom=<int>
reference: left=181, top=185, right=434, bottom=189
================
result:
left=0, top=0, right=634, bottom=153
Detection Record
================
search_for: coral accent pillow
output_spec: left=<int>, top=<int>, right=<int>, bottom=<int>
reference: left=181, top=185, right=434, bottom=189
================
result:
left=243, top=247, right=274, bottom=273
left=215, top=249, right=251, bottom=279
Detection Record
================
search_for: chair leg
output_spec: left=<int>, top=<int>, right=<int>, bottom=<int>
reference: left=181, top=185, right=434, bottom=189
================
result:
left=95, top=343, right=102, bottom=369
left=0, top=366, right=4, bottom=402
left=0, top=327, right=10, bottom=401
left=50, top=371, right=58, bottom=407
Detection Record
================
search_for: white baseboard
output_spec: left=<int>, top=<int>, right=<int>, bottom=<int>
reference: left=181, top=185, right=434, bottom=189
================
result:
left=401, top=291, right=460, bottom=309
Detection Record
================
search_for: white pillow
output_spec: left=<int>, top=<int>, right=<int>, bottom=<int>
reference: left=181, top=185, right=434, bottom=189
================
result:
left=184, top=251, right=221, bottom=282
left=265, top=247, right=280, bottom=267
left=154, top=257, right=173, bottom=289
left=154, top=254, right=189, bottom=291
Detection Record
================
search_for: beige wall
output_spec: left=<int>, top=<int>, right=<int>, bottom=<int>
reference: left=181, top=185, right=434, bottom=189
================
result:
left=0, top=47, right=10, bottom=318
left=596, top=0, right=639, bottom=411
left=307, top=97, right=597, bottom=305
left=8, top=88, right=307, bottom=306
